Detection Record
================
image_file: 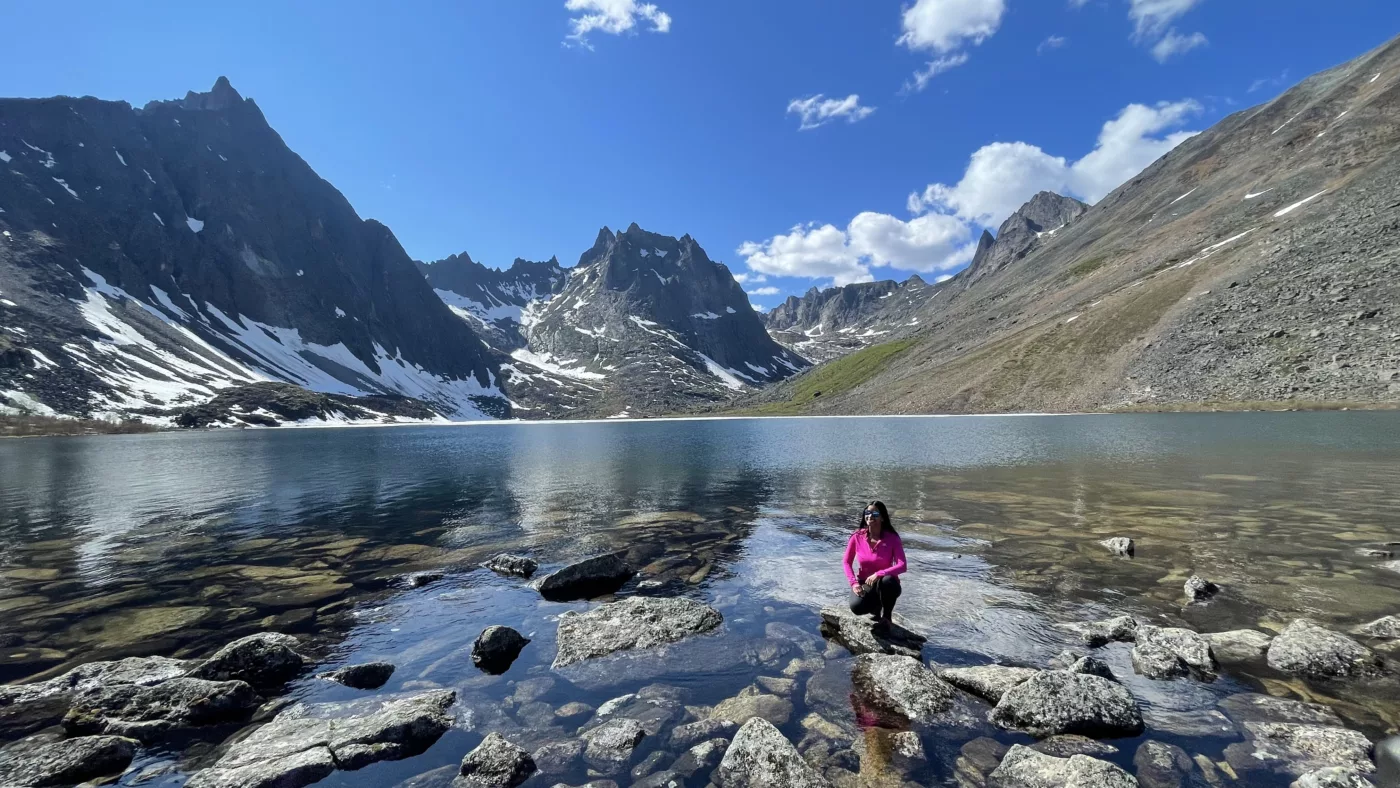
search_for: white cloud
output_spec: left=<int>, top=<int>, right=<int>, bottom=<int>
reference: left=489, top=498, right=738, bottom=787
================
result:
left=750, top=302, right=769, bottom=312
left=909, top=100, right=1201, bottom=226
left=897, top=0, right=1005, bottom=91
left=565, top=0, right=671, bottom=49
left=748, top=286, right=782, bottom=296
left=738, top=213, right=977, bottom=287
left=732, top=272, right=767, bottom=285
left=1037, top=35, right=1067, bottom=54
left=786, top=94, right=876, bottom=131
left=1127, top=0, right=1202, bottom=40
left=1151, top=29, right=1207, bottom=62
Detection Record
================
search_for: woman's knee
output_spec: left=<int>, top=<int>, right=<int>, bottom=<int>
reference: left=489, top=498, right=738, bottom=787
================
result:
left=877, top=575, right=902, bottom=595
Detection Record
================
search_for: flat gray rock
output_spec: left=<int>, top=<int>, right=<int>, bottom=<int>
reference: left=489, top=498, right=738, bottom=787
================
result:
left=580, top=717, right=646, bottom=775
left=186, top=689, right=456, bottom=788
left=817, top=607, right=925, bottom=658
left=709, top=685, right=793, bottom=727
left=990, top=670, right=1144, bottom=738
left=483, top=554, right=539, bottom=579
left=532, top=740, right=584, bottom=776
left=1060, top=615, right=1139, bottom=647
left=852, top=654, right=955, bottom=724
left=0, top=655, right=192, bottom=738
left=1131, top=625, right=1217, bottom=680
left=455, top=732, right=536, bottom=788
left=1218, top=694, right=1344, bottom=727
left=552, top=596, right=721, bottom=668
left=938, top=665, right=1040, bottom=704
left=1266, top=620, right=1382, bottom=679
left=987, top=743, right=1138, bottom=787
left=1203, top=630, right=1273, bottom=663
left=1224, top=722, right=1374, bottom=778
left=64, top=677, right=259, bottom=742
left=533, top=554, right=634, bottom=601
left=0, top=733, right=139, bottom=787
left=1030, top=735, right=1119, bottom=758
left=714, top=717, right=830, bottom=788
left=188, top=632, right=306, bottom=688
left=670, top=718, right=738, bottom=750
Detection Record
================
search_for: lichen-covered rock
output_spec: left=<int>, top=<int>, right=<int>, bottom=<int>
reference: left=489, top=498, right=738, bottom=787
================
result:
left=532, top=739, right=584, bottom=775
left=188, top=632, right=306, bottom=688
left=939, top=665, right=1040, bottom=703
left=64, top=677, right=259, bottom=742
left=1060, top=615, right=1139, bottom=647
left=1353, top=615, right=1400, bottom=639
left=1217, top=694, right=1343, bottom=727
left=1291, top=766, right=1377, bottom=787
left=1065, top=656, right=1116, bottom=681
left=817, top=607, right=926, bottom=658
left=533, top=554, right=634, bottom=601
left=0, top=655, right=192, bottom=739
left=990, top=670, right=1144, bottom=738
left=1100, top=538, right=1135, bottom=556
left=1184, top=576, right=1219, bottom=603
left=1132, top=740, right=1194, bottom=788
left=319, top=661, right=395, bottom=690
left=1131, top=625, right=1217, bottom=680
left=0, top=733, right=139, bottom=787
left=455, top=732, right=536, bottom=788
left=709, top=685, right=793, bottom=726
left=669, top=737, right=729, bottom=779
left=851, top=653, right=955, bottom=724
left=1203, top=630, right=1273, bottom=663
left=472, top=626, right=530, bottom=674
left=1266, top=620, right=1382, bottom=679
left=988, top=744, right=1138, bottom=787
left=1030, top=735, right=1118, bottom=758
left=483, top=554, right=539, bottom=579
left=552, top=596, right=721, bottom=668
left=670, top=718, right=738, bottom=750
left=580, top=717, right=645, bottom=775
left=714, top=717, right=830, bottom=788
left=185, top=690, right=456, bottom=788
left=1224, top=722, right=1374, bottom=779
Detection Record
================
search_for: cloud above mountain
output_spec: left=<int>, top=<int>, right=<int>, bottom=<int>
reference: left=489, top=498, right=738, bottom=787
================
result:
left=565, top=0, right=671, bottom=49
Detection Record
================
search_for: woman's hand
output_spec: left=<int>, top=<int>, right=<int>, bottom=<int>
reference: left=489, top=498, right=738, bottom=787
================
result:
left=851, top=583, right=864, bottom=596
left=863, top=576, right=877, bottom=593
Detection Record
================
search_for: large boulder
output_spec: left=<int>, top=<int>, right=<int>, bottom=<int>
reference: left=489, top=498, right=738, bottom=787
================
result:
left=188, top=632, right=307, bottom=688
left=1266, top=620, right=1383, bottom=679
left=483, top=554, right=539, bottom=579
left=988, top=744, right=1138, bottom=787
left=64, top=677, right=259, bottom=742
left=552, top=596, right=721, bottom=668
left=1203, top=630, right=1273, bottom=663
left=455, top=732, right=537, bottom=788
left=186, top=690, right=457, bottom=788
left=472, top=626, right=530, bottom=674
left=1060, top=616, right=1139, bottom=647
left=714, top=717, right=830, bottom=788
left=1131, top=626, right=1217, bottom=680
left=990, top=670, right=1144, bottom=738
left=939, top=665, right=1040, bottom=704
left=319, top=661, right=395, bottom=690
left=817, top=607, right=925, bottom=658
left=580, top=717, right=646, bottom=775
left=0, top=733, right=139, bottom=787
left=1224, top=722, right=1374, bottom=779
left=533, top=554, right=634, bottom=601
left=0, top=655, right=192, bottom=739
left=851, top=654, right=955, bottom=724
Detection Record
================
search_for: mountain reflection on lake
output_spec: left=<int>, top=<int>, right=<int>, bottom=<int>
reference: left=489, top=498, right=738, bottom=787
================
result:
left=2, top=412, right=1398, bottom=786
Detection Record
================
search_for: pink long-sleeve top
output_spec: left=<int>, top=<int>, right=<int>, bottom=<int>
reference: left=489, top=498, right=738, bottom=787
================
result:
left=843, top=529, right=907, bottom=586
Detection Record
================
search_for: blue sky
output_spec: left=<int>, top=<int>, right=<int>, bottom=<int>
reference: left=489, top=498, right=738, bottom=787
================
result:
left=4, top=1, right=1398, bottom=309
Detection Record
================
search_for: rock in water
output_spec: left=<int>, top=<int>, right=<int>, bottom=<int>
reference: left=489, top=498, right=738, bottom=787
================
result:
left=483, top=554, right=539, bottom=579
left=1060, top=615, right=1139, bottom=647
left=1100, top=537, right=1135, bottom=556
left=1266, top=620, right=1382, bottom=679
left=64, top=677, right=259, bottom=742
left=319, top=661, right=395, bottom=690
left=939, top=665, right=1040, bottom=704
left=670, top=738, right=730, bottom=779
left=987, top=744, right=1138, bottom=788
left=533, top=554, right=634, bottom=601
left=0, top=733, right=139, bottom=786
left=581, top=718, right=646, bottom=775
left=670, top=718, right=738, bottom=750
left=709, top=685, right=793, bottom=726
left=1065, top=656, right=1116, bottom=681
left=817, top=607, right=926, bottom=658
left=1224, top=722, right=1375, bottom=779
left=714, top=717, right=830, bottom=788
left=186, top=690, right=456, bottom=788
left=0, top=655, right=192, bottom=739
left=188, top=632, right=306, bottom=688
left=472, top=626, right=530, bottom=674
left=990, top=670, right=1144, bottom=738
left=1133, top=740, right=1194, bottom=788
left=552, top=596, right=722, bottom=668
left=1217, top=694, right=1344, bottom=727
left=1203, top=630, right=1273, bottom=663
left=456, top=732, right=537, bottom=788
left=1184, top=576, right=1220, bottom=603
left=1131, top=625, right=1217, bottom=680
left=1353, top=615, right=1400, bottom=639
left=1291, top=766, right=1379, bottom=787
left=850, top=654, right=955, bottom=724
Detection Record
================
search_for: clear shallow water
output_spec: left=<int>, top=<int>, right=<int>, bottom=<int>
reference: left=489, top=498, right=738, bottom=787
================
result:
left=2, top=413, right=1400, bottom=785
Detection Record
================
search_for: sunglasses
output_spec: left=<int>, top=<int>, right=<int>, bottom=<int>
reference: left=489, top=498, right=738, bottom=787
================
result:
left=863, top=511, right=882, bottom=519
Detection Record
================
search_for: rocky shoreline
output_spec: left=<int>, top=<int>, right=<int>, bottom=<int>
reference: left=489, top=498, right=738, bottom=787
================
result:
left=0, top=548, right=1396, bottom=788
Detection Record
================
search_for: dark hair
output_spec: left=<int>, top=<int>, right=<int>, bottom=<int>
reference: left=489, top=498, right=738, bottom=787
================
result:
left=858, top=500, right=895, bottom=534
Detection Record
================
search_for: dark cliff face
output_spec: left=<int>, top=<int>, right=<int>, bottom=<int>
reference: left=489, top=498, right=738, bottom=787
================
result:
left=419, top=253, right=567, bottom=351
left=761, top=276, right=939, bottom=362
left=0, top=78, right=503, bottom=419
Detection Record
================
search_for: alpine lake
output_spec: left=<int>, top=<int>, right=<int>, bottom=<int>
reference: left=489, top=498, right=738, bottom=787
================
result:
left=2, top=412, right=1399, bottom=787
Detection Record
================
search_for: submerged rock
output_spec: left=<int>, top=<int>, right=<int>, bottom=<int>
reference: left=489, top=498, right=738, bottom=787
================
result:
left=1133, top=740, right=1194, bottom=788
left=817, top=607, right=926, bottom=658
left=473, top=626, right=531, bottom=674
left=552, top=596, right=722, bottom=668
left=851, top=653, right=957, bottom=724
left=715, top=717, right=830, bottom=787
left=670, top=718, right=738, bottom=750
left=0, top=733, right=139, bottom=787
left=319, top=661, right=395, bottom=690
left=533, top=554, right=634, bottom=601
left=64, top=677, right=259, bottom=742
left=1353, top=615, right=1400, bottom=639
left=0, top=655, right=192, bottom=738
left=186, top=689, right=456, bottom=788
left=1291, top=766, right=1377, bottom=787
left=1060, top=615, right=1139, bottom=647
left=1217, top=693, right=1344, bottom=727
left=1131, top=625, right=1217, bottom=680
left=939, top=665, right=1040, bottom=704
left=188, top=632, right=306, bottom=688
left=1183, top=575, right=1219, bottom=603
left=456, top=732, right=537, bottom=788
left=987, top=743, right=1138, bottom=788
left=1266, top=620, right=1383, bottom=679
left=1100, top=537, right=1135, bottom=557
left=1203, top=630, right=1273, bottom=663
left=1031, top=735, right=1118, bottom=758
left=532, top=739, right=584, bottom=775
left=1224, top=722, right=1374, bottom=778
left=580, top=717, right=646, bottom=775
left=669, top=737, right=729, bottom=779
left=990, top=670, right=1144, bottom=738
left=483, top=554, right=539, bottom=579
left=709, top=685, right=793, bottom=726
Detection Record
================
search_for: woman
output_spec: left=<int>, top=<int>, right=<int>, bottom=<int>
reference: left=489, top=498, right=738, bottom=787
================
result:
left=844, top=501, right=907, bottom=630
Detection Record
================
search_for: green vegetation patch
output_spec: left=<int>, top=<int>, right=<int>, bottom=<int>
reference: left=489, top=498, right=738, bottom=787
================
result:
left=738, top=338, right=918, bottom=416
left=1064, top=255, right=1108, bottom=279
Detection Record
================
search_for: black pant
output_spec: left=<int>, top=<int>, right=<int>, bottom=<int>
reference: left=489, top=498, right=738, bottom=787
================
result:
left=849, top=575, right=901, bottom=620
